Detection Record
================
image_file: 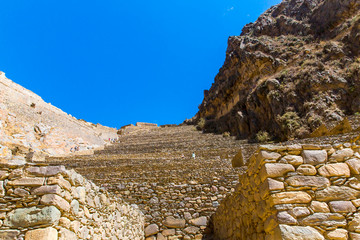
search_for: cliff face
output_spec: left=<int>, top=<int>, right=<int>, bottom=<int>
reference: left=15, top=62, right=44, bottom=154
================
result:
left=0, top=72, right=117, bottom=160
left=197, top=0, right=360, bottom=141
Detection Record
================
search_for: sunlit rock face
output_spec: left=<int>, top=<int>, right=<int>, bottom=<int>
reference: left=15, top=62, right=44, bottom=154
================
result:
left=196, top=0, right=360, bottom=141
left=0, top=72, right=117, bottom=159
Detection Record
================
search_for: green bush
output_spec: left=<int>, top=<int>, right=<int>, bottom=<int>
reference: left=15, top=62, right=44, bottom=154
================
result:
left=223, top=131, right=231, bottom=138
left=256, top=131, right=271, bottom=143
left=277, top=111, right=301, bottom=139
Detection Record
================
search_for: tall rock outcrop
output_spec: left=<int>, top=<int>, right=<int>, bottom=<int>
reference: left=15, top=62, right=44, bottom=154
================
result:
left=0, top=72, right=117, bottom=160
left=196, top=0, right=360, bottom=141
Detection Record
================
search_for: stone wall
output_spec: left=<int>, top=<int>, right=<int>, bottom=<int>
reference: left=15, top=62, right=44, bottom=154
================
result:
left=212, top=137, right=360, bottom=239
left=0, top=159, right=144, bottom=240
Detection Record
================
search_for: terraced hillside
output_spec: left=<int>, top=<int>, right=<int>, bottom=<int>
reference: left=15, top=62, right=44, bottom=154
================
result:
left=47, top=125, right=251, bottom=239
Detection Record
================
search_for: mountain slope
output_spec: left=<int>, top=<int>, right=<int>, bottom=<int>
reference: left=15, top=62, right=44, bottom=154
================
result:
left=0, top=72, right=117, bottom=160
left=196, top=0, right=360, bottom=141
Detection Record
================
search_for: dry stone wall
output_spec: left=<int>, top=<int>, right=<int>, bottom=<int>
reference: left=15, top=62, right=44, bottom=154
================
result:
left=0, top=159, right=144, bottom=240
left=212, top=137, right=360, bottom=239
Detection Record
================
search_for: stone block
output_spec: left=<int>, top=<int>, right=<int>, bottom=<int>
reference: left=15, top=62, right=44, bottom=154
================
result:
left=0, top=181, right=4, bottom=197
left=277, top=211, right=297, bottom=224
left=273, top=225, right=324, bottom=240
left=318, top=163, right=350, bottom=177
left=260, top=163, right=295, bottom=181
left=286, top=176, right=330, bottom=188
left=31, top=185, right=62, bottom=195
left=0, top=230, right=20, bottom=240
left=47, top=176, right=72, bottom=191
left=163, top=217, right=186, bottom=228
left=281, top=155, right=304, bottom=166
left=310, top=201, right=330, bottom=213
left=349, top=213, right=360, bottom=233
left=162, top=229, right=175, bottom=236
left=25, top=227, right=57, bottom=240
left=232, top=150, right=244, bottom=168
left=329, top=201, right=356, bottom=213
left=270, top=191, right=312, bottom=205
left=260, top=178, right=284, bottom=198
left=301, top=213, right=346, bottom=227
left=316, top=186, right=360, bottom=201
left=26, top=166, right=66, bottom=177
left=184, top=226, right=200, bottom=235
left=40, top=194, right=70, bottom=212
left=346, top=158, right=360, bottom=174
left=258, top=151, right=282, bottom=161
left=58, top=228, right=77, bottom=240
left=189, top=216, right=207, bottom=226
left=4, top=206, right=60, bottom=228
left=350, top=232, right=360, bottom=240
left=72, top=187, right=86, bottom=204
left=7, top=177, right=45, bottom=186
left=325, top=229, right=348, bottom=240
left=330, top=148, right=354, bottom=161
left=302, top=150, right=327, bottom=165
left=290, top=207, right=311, bottom=218
left=145, top=224, right=159, bottom=237
left=296, top=164, right=317, bottom=175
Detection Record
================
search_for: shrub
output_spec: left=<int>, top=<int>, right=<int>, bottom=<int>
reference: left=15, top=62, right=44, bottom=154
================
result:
left=277, top=111, right=301, bottom=139
left=256, top=131, right=271, bottom=143
left=223, top=131, right=231, bottom=138
left=196, top=118, right=206, bottom=130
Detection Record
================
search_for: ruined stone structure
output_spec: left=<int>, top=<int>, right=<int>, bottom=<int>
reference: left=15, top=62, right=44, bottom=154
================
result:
left=48, top=125, right=254, bottom=239
left=212, top=136, right=360, bottom=239
left=0, top=159, right=144, bottom=240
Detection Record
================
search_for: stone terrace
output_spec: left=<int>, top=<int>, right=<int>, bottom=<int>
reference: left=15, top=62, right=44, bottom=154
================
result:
left=47, top=125, right=253, bottom=239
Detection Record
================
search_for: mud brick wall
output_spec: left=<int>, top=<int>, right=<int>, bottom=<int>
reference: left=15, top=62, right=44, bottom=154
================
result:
left=212, top=140, right=360, bottom=240
left=0, top=160, right=144, bottom=240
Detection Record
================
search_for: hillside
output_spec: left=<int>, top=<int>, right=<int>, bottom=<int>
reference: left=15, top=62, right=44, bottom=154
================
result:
left=0, top=72, right=117, bottom=161
left=195, top=0, right=360, bottom=141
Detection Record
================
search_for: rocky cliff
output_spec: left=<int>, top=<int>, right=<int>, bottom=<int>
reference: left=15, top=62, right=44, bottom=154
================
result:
left=196, top=0, right=360, bottom=141
left=0, top=72, right=117, bottom=160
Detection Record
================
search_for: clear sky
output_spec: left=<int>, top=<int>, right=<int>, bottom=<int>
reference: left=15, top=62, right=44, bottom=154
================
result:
left=0, top=0, right=281, bottom=128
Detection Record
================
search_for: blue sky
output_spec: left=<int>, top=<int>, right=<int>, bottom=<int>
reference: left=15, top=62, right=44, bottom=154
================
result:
left=0, top=0, right=281, bottom=128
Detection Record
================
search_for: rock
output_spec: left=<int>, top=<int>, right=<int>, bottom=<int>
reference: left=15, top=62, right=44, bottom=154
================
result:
left=189, top=216, right=207, bottom=226
left=40, top=194, right=70, bottom=212
left=318, top=163, right=350, bottom=177
left=0, top=181, right=4, bottom=197
left=346, top=158, right=360, bottom=174
left=329, top=201, right=356, bottom=213
left=26, top=166, right=66, bottom=176
left=7, top=177, right=45, bottom=186
left=350, top=232, right=360, bottom=240
left=31, top=185, right=62, bottom=195
left=145, top=224, right=159, bottom=237
left=302, top=150, right=327, bottom=165
left=290, top=207, right=311, bottom=218
left=162, top=229, right=176, bottom=236
left=277, top=211, right=297, bottom=224
left=301, top=213, right=346, bottom=227
left=310, top=201, right=330, bottom=213
left=325, top=229, right=348, bottom=240
left=270, top=191, right=312, bottom=205
left=296, top=164, right=317, bottom=175
left=58, top=227, right=77, bottom=240
left=282, top=155, right=304, bottom=166
left=349, top=213, right=360, bottom=232
left=0, top=230, right=20, bottom=240
left=156, top=233, right=166, bottom=240
left=47, top=176, right=72, bottom=191
left=258, top=151, right=282, bottom=161
left=24, top=227, right=58, bottom=240
left=232, top=150, right=244, bottom=167
left=184, top=226, right=200, bottom=235
left=4, top=206, right=61, bottom=228
left=286, top=176, right=330, bottom=188
left=260, top=163, right=295, bottom=181
left=163, top=216, right=186, bottom=228
left=274, top=225, right=324, bottom=240
left=315, top=186, right=360, bottom=201
left=330, top=148, right=354, bottom=161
